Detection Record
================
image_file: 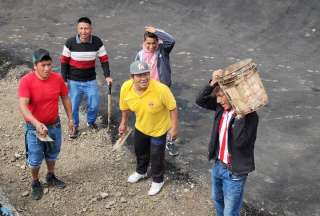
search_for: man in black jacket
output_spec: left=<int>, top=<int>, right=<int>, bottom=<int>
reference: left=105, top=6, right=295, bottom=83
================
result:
left=195, top=69, right=259, bottom=216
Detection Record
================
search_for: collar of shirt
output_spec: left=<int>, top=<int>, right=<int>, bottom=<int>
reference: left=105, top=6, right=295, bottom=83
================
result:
left=76, top=34, right=93, bottom=44
left=219, top=110, right=235, bottom=130
left=128, top=80, right=155, bottom=99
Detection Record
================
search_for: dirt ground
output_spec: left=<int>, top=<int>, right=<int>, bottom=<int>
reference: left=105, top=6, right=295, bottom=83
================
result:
left=0, top=71, right=213, bottom=216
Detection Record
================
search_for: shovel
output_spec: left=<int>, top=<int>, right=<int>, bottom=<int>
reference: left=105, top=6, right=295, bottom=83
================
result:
left=107, top=83, right=112, bottom=131
left=112, top=127, right=133, bottom=151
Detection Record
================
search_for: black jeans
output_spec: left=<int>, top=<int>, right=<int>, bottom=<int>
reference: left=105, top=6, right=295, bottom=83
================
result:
left=134, top=128, right=166, bottom=183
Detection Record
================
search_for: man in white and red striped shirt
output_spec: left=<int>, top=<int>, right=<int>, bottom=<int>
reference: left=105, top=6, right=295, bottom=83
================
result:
left=60, top=17, right=112, bottom=138
left=196, top=69, right=259, bottom=216
left=218, top=109, right=235, bottom=166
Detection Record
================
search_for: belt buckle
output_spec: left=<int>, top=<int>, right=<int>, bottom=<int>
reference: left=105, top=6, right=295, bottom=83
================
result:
left=219, top=160, right=231, bottom=169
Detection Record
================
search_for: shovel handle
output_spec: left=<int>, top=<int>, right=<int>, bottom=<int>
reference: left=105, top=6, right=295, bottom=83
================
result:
left=108, top=83, right=112, bottom=94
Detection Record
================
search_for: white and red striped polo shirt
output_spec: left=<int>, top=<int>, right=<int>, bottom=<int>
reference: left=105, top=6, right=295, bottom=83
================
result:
left=218, top=110, right=235, bottom=164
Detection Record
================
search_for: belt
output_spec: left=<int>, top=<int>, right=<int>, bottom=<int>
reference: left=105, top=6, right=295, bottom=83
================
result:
left=25, top=118, right=60, bottom=131
left=218, top=160, right=232, bottom=170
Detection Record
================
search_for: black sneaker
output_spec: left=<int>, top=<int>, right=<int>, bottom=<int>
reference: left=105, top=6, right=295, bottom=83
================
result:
left=31, top=180, right=43, bottom=200
left=69, top=128, right=79, bottom=139
left=87, top=122, right=99, bottom=132
left=45, top=173, right=66, bottom=189
left=166, top=141, right=179, bottom=156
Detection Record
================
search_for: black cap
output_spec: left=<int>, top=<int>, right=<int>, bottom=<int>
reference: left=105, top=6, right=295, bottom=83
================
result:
left=32, top=48, right=52, bottom=64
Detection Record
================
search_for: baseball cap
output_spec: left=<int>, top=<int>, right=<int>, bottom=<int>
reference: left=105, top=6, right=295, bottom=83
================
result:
left=32, top=48, right=52, bottom=64
left=130, top=61, right=150, bottom=75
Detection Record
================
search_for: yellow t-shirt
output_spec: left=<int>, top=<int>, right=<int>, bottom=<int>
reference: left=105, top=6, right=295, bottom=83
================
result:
left=119, top=79, right=176, bottom=137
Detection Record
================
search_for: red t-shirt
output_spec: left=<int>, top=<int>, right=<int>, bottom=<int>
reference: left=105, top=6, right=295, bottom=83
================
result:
left=18, top=71, right=68, bottom=124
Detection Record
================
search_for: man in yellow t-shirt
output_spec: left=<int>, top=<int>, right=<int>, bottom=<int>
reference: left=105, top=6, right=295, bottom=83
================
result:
left=119, top=60, right=178, bottom=196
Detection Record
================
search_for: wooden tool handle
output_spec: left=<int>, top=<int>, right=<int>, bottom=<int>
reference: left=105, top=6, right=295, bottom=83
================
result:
left=112, top=127, right=133, bottom=151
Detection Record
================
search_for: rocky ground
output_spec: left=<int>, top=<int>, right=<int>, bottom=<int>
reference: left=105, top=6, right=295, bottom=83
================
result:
left=0, top=67, right=214, bottom=216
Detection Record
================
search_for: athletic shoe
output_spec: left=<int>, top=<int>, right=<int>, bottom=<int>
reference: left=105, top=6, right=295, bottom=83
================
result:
left=69, top=128, right=79, bottom=139
left=148, top=181, right=164, bottom=196
left=127, top=172, right=147, bottom=183
left=31, top=180, right=43, bottom=200
left=45, top=173, right=66, bottom=189
left=87, top=123, right=99, bottom=132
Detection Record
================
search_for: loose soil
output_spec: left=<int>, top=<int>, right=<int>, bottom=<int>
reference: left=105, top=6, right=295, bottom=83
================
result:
left=0, top=74, right=213, bottom=216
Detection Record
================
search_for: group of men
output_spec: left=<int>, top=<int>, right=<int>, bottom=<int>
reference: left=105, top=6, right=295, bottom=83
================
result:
left=18, top=16, right=259, bottom=216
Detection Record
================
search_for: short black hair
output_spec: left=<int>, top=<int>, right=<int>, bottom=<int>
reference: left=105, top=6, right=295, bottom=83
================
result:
left=40, top=55, right=52, bottom=62
left=144, top=31, right=158, bottom=41
left=34, top=55, right=52, bottom=65
left=77, top=17, right=92, bottom=25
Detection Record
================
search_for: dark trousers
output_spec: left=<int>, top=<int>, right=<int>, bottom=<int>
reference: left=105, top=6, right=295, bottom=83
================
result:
left=134, top=128, right=166, bottom=183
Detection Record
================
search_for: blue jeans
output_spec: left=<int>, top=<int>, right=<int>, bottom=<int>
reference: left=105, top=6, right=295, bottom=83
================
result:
left=25, top=121, right=62, bottom=168
left=68, top=80, right=100, bottom=128
left=211, top=160, right=247, bottom=216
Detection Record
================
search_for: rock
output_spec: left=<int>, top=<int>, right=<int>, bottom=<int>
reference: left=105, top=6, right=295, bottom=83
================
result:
left=114, top=191, right=122, bottom=197
left=90, top=197, right=98, bottom=203
left=21, top=191, right=29, bottom=197
left=14, top=152, right=21, bottom=159
left=105, top=200, right=116, bottom=209
left=99, top=192, right=109, bottom=199
left=44, top=188, right=49, bottom=194
left=120, top=197, right=127, bottom=203
left=128, top=192, right=135, bottom=197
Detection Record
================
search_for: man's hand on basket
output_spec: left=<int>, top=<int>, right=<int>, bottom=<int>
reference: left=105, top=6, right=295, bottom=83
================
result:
left=210, top=69, right=223, bottom=86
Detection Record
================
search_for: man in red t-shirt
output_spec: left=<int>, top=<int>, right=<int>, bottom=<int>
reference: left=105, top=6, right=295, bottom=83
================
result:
left=18, top=49, right=75, bottom=200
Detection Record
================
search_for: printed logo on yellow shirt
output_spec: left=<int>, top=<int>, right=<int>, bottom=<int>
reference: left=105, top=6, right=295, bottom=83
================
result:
left=148, top=101, right=154, bottom=108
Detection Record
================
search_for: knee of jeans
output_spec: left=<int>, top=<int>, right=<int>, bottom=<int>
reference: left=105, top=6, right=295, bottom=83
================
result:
left=45, top=146, right=61, bottom=161
left=211, top=190, right=224, bottom=203
left=46, top=136, right=62, bottom=160
left=223, top=196, right=243, bottom=216
left=27, top=132, right=43, bottom=166
left=70, top=94, right=82, bottom=108
left=223, top=180, right=246, bottom=204
left=28, top=155, right=43, bottom=168
left=88, top=96, right=100, bottom=110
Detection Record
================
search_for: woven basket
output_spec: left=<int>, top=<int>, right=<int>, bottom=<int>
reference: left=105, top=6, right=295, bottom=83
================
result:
left=217, top=59, right=268, bottom=116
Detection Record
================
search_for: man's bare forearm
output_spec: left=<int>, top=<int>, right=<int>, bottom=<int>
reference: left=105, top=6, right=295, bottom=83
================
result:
left=61, top=96, right=73, bottom=121
left=120, top=110, right=130, bottom=125
left=19, top=98, right=40, bottom=126
left=170, top=108, right=178, bottom=130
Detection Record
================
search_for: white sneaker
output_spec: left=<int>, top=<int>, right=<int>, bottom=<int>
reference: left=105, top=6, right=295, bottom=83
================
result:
left=148, top=181, right=164, bottom=196
left=127, top=172, right=147, bottom=183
